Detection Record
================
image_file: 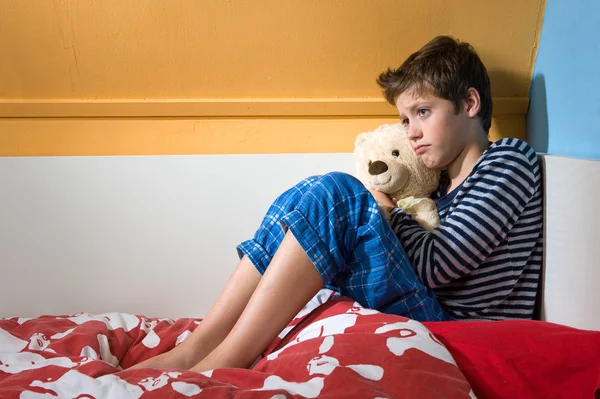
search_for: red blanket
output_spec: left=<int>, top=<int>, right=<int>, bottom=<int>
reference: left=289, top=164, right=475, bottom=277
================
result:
left=1, top=296, right=599, bottom=398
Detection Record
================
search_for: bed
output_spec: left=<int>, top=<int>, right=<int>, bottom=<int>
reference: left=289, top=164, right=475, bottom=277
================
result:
left=0, top=153, right=599, bottom=398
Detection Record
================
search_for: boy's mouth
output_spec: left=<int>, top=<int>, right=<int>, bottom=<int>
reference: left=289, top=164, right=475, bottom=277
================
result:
left=414, top=144, right=430, bottom=154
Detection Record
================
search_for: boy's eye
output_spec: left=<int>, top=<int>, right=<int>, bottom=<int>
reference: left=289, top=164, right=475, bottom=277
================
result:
left=418, top=108, right=430, bottom=117
left=401, top=118, right=409, bottom=127
left=392, top=150, right=400, bottom=157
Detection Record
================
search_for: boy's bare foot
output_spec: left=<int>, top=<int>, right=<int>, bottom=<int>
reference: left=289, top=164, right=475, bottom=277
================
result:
left=128, top=343, right=205, bottom=371
left=189, top=343, right=255, bottom=373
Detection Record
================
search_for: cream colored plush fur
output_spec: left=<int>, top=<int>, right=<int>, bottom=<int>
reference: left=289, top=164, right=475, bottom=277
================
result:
left=354, top=123, right=441, bottom=231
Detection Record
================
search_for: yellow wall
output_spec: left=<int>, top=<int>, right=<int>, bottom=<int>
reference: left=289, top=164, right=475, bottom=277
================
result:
left=0, top=0, right=545, bottom=155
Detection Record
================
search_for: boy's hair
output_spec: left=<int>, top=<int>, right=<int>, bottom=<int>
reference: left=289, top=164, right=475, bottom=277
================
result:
left=377, top=36, right=492, bottom=133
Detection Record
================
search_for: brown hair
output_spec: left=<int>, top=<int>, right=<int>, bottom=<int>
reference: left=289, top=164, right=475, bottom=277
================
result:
left=377, top=36, right=492, bottom=133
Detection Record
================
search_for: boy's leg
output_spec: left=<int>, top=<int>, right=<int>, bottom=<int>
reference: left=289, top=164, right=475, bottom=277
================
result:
left=192, top=172, right=448, bottom=372
left=236, top=175, right=330, bottom=285
left=130, top=255, right=261, bottom=370
left=130, top=176, right=322, bottom=370
left=287, top=172, right=448, bottom=320
left=191, top=232, right=323, bottom=372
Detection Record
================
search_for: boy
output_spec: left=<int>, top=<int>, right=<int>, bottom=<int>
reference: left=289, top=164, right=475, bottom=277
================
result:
left=132, top=35, right=543, bottom=372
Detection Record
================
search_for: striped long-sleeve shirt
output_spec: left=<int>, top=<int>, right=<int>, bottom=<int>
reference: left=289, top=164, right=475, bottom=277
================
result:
left=390, top=138, right=543, bottom=320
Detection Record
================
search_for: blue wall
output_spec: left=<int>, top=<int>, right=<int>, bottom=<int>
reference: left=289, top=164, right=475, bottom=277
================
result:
left=527, top=0, right=600, bottom=160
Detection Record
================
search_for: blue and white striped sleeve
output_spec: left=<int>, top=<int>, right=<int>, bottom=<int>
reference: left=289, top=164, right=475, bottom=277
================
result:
left=389, top=142, right=540, bottom=289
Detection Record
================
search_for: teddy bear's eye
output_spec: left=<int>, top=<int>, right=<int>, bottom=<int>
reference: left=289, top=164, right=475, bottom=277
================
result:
left=392, top=150, right=400, bottom=157
left=368, top=161, right=372, bottom=166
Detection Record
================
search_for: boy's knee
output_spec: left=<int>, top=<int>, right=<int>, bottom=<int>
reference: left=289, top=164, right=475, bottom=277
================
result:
left=279, top=172, right=369, bottom=208
left=323, top=171, right=362, bottom=185
left=293, top=175, right=323, bottom=189
left=321, top=172, right=367, bottom=194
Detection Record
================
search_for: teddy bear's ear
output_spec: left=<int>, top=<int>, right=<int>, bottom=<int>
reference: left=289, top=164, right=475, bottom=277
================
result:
left=354, top=132, right=369, bottom=149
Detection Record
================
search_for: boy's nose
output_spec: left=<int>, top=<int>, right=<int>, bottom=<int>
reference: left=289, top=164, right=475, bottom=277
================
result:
left=406, top=124, right=422, bottom=140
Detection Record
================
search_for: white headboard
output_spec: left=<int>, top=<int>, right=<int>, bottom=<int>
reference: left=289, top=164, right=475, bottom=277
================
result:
left=0, top=153, right=598, bottom=330
left=537, top=155, right=600, bottom=331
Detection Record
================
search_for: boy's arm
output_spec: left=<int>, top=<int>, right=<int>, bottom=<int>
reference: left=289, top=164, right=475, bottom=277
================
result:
left=389, top=144, right=541, bottom=289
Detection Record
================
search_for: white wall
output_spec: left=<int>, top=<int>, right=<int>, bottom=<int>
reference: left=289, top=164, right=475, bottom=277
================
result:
left=0, top=154, right=355, bottom=319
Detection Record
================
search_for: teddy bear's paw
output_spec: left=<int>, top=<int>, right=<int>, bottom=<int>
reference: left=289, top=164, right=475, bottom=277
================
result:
left=399, top=197, right=440, bottom=231
left=415, top=212, right=440, bottom=232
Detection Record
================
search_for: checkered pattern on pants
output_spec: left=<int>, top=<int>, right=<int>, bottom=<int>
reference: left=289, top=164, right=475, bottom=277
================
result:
left=237, top=172, right=451, bottom=322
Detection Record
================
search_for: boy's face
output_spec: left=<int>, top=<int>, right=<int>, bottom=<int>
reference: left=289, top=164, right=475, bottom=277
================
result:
left=395, top=90, right=472, bottom=170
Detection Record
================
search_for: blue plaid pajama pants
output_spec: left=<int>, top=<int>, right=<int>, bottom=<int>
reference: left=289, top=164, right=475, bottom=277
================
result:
left=237, top=172, right=451, bottom=322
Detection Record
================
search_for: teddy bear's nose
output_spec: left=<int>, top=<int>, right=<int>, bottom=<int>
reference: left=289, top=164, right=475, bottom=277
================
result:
left=368, top=161, right=388, bottom=176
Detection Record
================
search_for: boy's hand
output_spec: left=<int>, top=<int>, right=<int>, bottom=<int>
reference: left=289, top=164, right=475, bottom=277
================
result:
left=368, top=188, right=396, bottom=208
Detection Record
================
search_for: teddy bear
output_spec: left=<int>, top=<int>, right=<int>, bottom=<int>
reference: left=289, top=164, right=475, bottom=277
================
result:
left=354, top=123, right=441, bottom=231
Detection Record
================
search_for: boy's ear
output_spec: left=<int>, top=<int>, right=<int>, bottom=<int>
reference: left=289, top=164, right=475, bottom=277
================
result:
left=465, top=87, right=481, bottom=118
